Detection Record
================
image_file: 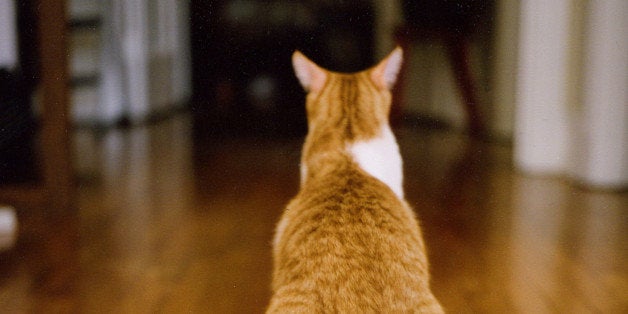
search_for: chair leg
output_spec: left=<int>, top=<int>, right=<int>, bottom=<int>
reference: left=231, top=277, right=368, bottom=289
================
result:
left=446, top=36, right=485, bottom=137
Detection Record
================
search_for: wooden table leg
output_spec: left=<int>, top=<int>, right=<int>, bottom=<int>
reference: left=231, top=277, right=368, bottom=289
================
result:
left=37, top=0, right=74, bottom=212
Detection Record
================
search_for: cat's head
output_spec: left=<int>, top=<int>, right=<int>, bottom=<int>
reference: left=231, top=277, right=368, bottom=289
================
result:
left=292, top=48, right=403, bottom=141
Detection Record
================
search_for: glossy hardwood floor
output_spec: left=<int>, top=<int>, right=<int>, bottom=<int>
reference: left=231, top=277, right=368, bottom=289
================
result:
left=1, top=115, right=627, bottom=313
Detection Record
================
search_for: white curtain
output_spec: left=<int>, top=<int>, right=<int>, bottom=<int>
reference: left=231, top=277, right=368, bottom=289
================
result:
left=99, top=0, right=191, bottom=124
left=0, top=0, right=18, bottom=70
left=515, top=0, right=627, bottom=189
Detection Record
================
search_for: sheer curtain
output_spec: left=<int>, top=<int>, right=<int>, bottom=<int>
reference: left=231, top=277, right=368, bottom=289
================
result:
left=515, top=0, right=627, bottom=189
left=98, top=0, right=191, bottom=125
left=0, top=0, right=18, bottom=70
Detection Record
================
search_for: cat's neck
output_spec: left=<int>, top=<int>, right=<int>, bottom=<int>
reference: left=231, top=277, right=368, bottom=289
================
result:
left=301, top=126, right=404, bottom=199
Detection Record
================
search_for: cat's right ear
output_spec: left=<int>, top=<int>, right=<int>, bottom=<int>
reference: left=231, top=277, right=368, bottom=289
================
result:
left=292, top=51, right=326, bottom=93
left=371, top=47, right=403, bottom=89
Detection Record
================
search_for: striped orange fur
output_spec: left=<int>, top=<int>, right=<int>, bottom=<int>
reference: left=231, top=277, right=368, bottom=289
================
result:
left=267, top=48, right=444, bottom=313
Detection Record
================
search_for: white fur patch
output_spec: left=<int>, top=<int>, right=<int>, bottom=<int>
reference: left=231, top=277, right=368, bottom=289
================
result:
left=348, top=127, right=404, bottom=198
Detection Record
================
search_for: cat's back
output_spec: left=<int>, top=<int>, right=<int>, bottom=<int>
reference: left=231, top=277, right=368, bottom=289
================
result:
left=269, top=159, right=442, bottom=313
left=268, top=47, right=443, bottom=313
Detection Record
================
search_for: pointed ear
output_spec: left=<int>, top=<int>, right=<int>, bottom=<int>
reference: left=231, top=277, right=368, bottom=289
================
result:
left=292, top=51, right=327, bottom=93
left=370, top=47, right=403, bottom=89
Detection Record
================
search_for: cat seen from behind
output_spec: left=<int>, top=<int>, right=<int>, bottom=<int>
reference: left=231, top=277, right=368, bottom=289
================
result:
left=267, top=47, right=444, bottom=313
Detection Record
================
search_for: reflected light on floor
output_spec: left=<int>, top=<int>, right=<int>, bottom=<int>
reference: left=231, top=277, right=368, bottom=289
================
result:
left=0, top=115, right=626, bottom=313
left=510, top=176, right=627, bottom=313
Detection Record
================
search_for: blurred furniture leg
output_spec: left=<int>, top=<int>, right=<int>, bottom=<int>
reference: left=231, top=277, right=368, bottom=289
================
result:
left=392, top=3, right=487, bottom=137
left=0, top=0, right=73, bottom=212
left=445, top=34, right=484, bottom=136
left=0, top=0, right=75, bottom=296
left=39, top=0, right=73, bottom=212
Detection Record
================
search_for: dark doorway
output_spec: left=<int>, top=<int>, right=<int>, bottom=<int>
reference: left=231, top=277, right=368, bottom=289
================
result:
left=189, top=0, right=375, bottom=138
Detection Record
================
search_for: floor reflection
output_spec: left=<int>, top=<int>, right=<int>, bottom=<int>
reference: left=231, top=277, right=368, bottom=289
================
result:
left=509, top=177, right=627, bottom=313
left=510, top=177, right=569, bottom=313
left=73, top=115, right=300, bottom=312
left=0, top=116, right=626, bottom=313
left=397, top=128, right=627, bottom=313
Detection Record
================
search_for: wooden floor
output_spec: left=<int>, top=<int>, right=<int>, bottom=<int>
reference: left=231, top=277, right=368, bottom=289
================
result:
left=1, top=115, right=627, bottom=313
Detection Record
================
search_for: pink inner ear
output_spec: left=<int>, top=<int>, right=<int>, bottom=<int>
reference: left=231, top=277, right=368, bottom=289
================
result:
left=309, top=68, right=326, bottom=93
left=371, top=47, right=403, bottom=89
left=293, top=51, right=327, bottom=93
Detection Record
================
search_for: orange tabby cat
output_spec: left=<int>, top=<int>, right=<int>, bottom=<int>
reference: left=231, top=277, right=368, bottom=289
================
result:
left=267, top=48, right=444, bottom=313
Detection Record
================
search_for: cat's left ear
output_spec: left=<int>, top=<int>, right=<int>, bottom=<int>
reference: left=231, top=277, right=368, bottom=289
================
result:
left=293, top=51, right=327, bottom=93
left=370, top=47, right=403, bottom=89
